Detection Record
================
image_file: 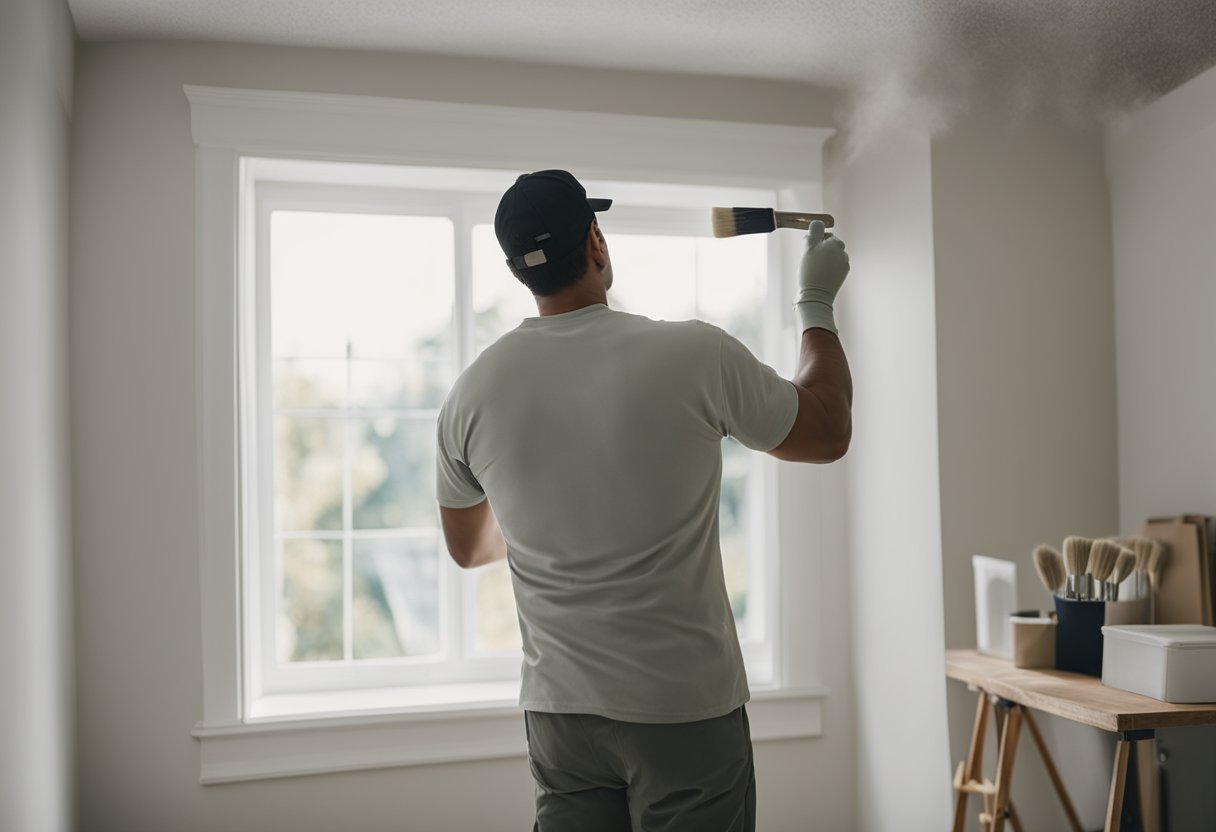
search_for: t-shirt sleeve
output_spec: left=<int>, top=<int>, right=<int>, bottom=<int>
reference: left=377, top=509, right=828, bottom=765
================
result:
left=716, top=328, right=800, bottom=452
left=435, top=403, right=486, bottom=509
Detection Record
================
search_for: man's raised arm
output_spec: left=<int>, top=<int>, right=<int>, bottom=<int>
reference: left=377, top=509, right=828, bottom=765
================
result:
left=769, top=221, right=853, bottom=464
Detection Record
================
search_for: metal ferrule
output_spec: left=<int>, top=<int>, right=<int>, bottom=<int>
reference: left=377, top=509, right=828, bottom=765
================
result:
left=1132, top=571, right=1150, bottom=601
left=1066, top=574, right=1093, bottom=601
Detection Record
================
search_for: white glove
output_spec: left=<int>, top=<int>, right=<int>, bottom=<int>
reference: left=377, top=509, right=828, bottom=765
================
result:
left=795, top=220, right=850, bottom=334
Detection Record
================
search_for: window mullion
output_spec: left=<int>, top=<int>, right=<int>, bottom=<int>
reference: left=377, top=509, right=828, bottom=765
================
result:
left=454, top=205, right=475, bottom=370
left=450, top=206, right=476, bottom=667
left=342, top=340, right=354, bottom=663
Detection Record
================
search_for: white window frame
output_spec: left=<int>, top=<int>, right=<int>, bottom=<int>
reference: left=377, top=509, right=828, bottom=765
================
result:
left=252, top=177, right=781, bottom=700
left=188, top=84, right=835, bottom=784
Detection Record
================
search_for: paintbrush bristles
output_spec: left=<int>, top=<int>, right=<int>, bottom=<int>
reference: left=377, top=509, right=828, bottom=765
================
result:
left=710, top=207, right=774, bottom=238
left=1127, top=537, right=1154, bottom=572
left=1112, top=549, right=1136, bottom=585
left=1088, top=540, right=1121, bottom=582
left=1147, top=541, right=1169, bottom=589
left=1032, top=544, right=1065, bottom=595
left=1062, top=536, right=1092, bottom=577
left=710, top=207, right=741, bottom=238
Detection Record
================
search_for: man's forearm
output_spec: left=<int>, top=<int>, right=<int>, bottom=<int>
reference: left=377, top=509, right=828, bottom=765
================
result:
left=770, top=328, right=853, bottom=463
left=440, top=501, right=509, bottom=569
left=794, top=328, right=853, bottom=419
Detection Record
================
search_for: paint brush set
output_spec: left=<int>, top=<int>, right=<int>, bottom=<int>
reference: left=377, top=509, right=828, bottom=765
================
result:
left=1040, top=535, right=1162, bottom=603
left=1031, top=534, right=1162, bottom=676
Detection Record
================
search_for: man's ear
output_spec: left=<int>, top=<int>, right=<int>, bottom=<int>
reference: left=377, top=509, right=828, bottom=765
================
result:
left=588, top=221, right=608, bottom=268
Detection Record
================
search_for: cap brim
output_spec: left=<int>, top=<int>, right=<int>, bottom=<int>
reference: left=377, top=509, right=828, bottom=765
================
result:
left=587, top=198, right=612, bottom=212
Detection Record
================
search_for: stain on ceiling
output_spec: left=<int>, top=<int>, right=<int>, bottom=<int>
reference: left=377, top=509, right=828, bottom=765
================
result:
left=68, top=0, right=1216, bottom=111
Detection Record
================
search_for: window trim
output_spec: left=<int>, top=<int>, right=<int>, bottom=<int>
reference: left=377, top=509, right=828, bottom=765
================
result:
left=188, top=84, right=835, bottom=784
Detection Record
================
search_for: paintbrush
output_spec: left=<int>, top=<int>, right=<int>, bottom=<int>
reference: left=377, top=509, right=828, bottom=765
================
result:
left=1128, top=537, right=1154, bottom=574
left=1146, top=541, right=1169, bottom=591
left=1109, top=548, right=1136, bottom=601
left=1088, top=540, right=1121, bottom=600
left=1127, top=536, right=1155, bottom=599
left=1032, top=544, right=1066, bottom=597
left=711, top=207, right=836, bottom=238
left=1063, top=536, right=1094, bottom=600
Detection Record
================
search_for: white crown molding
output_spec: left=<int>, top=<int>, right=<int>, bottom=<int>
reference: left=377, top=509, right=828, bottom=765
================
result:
left=184, top=85, right=833, bottom=186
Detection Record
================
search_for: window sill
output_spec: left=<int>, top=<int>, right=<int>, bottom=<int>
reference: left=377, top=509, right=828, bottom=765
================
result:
left=192, top=683, right=829, bottom=784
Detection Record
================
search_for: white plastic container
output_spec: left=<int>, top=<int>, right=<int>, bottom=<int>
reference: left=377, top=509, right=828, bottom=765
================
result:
left=1101, top=625, right=1216, bottom=703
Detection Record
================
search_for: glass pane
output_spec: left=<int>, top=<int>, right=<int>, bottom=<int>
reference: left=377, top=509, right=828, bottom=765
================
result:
left=278, top=538, right=343, bottom=662
left=720, top=438, right=750, bottom=626
left=696, top=236, right=766, bottom=353
left=274, top=415, right=344, bottom=532
left=353, top=537, right=441, bottom=659
left=352, top=417, right=438, bottom=529
left=348, top=357, right=447, bottom=411
left=273, top=358, right=345, bottom=410
left=472, top=224, right=536, bottom=354
left=270, top=211, right=455, bottom=363
left=474, top=560, right=522, bottom=653
left=606, top=234, right=698, bottom=322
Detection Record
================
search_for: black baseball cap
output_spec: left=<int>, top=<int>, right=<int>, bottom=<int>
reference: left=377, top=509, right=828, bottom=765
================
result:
left=494, top=170, right=612, bottom=270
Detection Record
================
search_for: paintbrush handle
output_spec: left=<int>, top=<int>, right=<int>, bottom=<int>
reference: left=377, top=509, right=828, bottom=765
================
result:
left=774, top=211, right=835, bottom=230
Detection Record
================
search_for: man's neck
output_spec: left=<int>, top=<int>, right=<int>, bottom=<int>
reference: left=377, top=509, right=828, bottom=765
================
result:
left=534, top=284, right=608, bottom=317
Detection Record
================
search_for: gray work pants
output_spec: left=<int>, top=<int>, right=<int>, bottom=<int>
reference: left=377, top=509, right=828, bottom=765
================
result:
left=525, top=705, right=756, bottom=832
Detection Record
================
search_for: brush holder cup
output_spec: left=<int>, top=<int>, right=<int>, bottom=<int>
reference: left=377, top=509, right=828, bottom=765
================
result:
left=1053, top=595, right=1152, bottom=677
left=1054, top=596, right=1106, bottom=676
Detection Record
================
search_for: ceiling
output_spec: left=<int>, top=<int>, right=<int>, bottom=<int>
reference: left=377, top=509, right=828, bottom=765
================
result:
left=68, top=0, right=1216, bottom=109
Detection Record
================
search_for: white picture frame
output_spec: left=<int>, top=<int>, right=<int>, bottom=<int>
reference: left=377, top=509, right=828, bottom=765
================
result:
left=973, top=555, right=1018, bottom=659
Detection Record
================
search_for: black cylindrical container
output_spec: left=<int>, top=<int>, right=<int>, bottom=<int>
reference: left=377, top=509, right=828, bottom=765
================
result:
left=1053, top=595, right=1105, bottom=676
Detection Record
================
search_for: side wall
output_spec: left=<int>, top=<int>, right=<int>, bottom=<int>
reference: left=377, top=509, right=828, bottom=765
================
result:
left=69, top=41, right=856, bottom=832
left=932, top=109, right=1120, bottom=830
left=824, top=129, right=953, bottom=831
left=1106, top=63, right=1216, bottom=830
left=0, top=0, right=77, bottom=830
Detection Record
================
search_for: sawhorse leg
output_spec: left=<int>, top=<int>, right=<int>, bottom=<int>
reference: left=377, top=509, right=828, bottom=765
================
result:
left=1107, top=730, right=1154, bottom=832
left=953, top=689, right=990, bottom=832
left=957, top=692, right=1100, bottom=832
left=952, top=691, right=1024, bottom=832
left=988, top=699, right=1022, bottom=832
left=1136, top=737, right=1160, bottom=832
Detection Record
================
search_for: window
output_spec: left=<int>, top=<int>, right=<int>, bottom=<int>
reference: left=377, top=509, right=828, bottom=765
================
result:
left=188, top=85, right=830, bottom=782
left=246, top=162, right=781, bottom=705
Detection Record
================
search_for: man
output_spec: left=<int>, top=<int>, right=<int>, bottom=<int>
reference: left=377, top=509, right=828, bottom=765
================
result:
left=436, top=170, right=852, bottom=831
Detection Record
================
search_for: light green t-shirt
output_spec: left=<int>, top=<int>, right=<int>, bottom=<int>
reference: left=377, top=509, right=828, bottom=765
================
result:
left=436, top=303, right=798, bottom=723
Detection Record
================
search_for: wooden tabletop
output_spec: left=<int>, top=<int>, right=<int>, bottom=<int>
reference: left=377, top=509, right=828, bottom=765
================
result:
left=945, top=649, right=1216, bottom=733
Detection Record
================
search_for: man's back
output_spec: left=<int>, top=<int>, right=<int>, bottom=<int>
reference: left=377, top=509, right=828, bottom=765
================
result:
left=436, top=304, right=797, bottom=722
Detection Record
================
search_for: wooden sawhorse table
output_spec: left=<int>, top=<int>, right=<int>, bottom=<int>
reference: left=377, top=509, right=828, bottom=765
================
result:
left=947, top=649, right=1216, bottom=832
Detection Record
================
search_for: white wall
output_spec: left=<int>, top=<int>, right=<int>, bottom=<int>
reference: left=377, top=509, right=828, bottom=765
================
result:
left=0, top=0, right=77, bottom=830
left=824, top=129, right=953, bottom=831
left=70, top=41, right=857, bottom=831
left=932, top=108, right=1120, bottom=830
left=824, top=102, right=1120, bottom=832
left=1107, top=63, right=1216, bottom=830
